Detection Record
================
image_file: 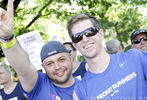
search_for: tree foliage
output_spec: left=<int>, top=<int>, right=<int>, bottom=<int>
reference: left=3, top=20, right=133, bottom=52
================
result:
left=0, top=0, right=146, bottom=57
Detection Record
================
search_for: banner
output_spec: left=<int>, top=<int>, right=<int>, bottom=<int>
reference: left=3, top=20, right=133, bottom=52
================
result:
left=17, top=30, right=44, bottom=70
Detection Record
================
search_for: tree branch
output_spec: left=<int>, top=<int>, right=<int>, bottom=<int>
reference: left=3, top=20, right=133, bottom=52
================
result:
left=114, top=22, right=124, bottom=48
left=26, top=1, right=53, bottom=28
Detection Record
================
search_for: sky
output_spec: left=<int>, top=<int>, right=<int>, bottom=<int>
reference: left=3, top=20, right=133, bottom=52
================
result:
left=139, top=6, right=147, bottom=17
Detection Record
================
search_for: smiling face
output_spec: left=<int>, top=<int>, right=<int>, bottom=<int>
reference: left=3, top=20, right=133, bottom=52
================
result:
left=42, top=52, right=73, bottom=85
left=131, top=33, right=147, bottom=52
left=71, top=19, right=104, bottom=59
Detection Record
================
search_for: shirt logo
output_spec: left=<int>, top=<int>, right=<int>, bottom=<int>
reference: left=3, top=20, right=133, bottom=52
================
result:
left=48, top=50, right=57, bottom=56
left=50, top=94, right=61, bottom=100
left=8, top=97, right=18, bottom=100
left=119, top=62, right=125, bottom=67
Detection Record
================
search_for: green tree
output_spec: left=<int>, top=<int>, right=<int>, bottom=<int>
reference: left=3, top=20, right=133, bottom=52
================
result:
left=0, top=0, right=146, bottom=58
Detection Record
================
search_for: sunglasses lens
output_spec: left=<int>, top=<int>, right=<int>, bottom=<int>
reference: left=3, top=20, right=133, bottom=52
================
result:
left=85, top=28, right=97, bottom=37
left=72, top=27, right=98, bottom=43
left=132, top=39, right=141, bottom=44
left=132, top=36, right=147, bottom=44
left=72, top=35, right=83, bottom=43
left=143, top=36, right=147, bottom=41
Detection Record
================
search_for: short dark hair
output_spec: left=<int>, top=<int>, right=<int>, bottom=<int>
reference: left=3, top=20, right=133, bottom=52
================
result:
left=63, top=42, right=76, bottom=51
left=67, top=13, right=101, bottom=38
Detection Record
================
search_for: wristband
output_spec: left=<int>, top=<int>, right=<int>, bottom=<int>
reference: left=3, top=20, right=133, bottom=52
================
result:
left=0, top=34, right=14, bottom=42
left=1, top=36, right=16, bottom=49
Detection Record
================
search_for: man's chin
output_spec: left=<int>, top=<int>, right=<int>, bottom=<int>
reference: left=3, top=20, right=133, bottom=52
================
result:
left=140, top=47, right=147, bottom=52
left=51, top=76, right=71, bottom=85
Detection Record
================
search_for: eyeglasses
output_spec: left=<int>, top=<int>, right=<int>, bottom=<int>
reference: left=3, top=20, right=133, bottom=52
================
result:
left=71, top=27, right=99, bottom=43
left=132, top=36, right=147, bottom=44
left=69, top=50, right=73, bottom=53
left=68, top=49, right=76, bottom=53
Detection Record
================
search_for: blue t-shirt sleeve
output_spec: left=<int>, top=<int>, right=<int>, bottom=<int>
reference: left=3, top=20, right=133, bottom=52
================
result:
left=74, top=81, right=87, bottom=100
left=139, top=51, right=147, bottom=79
left=128, top=49, right=147, bottom=79
left=19, top=71, right=43, bottom=95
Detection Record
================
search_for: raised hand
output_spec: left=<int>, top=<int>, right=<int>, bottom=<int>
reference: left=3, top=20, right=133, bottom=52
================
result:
left=0, top=0, right=14, bottom=39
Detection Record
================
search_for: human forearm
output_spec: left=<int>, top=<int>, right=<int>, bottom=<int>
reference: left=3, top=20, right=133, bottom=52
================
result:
left=2, top=40, right=32, bottom=75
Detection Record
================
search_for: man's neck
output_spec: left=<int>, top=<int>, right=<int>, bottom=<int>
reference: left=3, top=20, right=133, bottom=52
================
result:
left=86, top=50, right=110, bottom=74
left=72, top=60, right=81, bottom=73
left=53, top=76, right=75, bottom=88
left=4, top=81, right=17, bottom=94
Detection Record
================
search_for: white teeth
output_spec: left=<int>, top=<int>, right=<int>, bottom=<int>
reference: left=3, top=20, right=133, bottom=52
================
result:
left=84, top=44, right=93, bottom=49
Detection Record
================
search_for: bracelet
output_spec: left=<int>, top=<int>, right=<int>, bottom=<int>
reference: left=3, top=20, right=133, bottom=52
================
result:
left=0, top=34, right=14, bottom=42
left=1, top=36, right=16, bottom=49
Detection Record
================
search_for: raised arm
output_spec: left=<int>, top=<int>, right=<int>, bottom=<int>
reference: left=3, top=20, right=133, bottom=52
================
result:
left=0, top=0, right=38, bottom=93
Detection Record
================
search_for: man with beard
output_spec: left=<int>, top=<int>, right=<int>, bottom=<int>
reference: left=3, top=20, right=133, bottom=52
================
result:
left=0, top=0, right=79, bottom=99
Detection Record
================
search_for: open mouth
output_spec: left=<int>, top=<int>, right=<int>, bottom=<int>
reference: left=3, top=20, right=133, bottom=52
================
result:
left=56, top=69, right=66, bottom=77
left=83, top=43, right=93, bottom=49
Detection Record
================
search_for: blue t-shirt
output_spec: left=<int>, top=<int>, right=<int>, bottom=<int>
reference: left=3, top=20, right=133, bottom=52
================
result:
left=21, top=71, right=79, bottom=100
left=1, top=82, right=26, bottom=100
left=74, top=49, right=147, bottom=100
left=72, top=62, right=87, bottom=78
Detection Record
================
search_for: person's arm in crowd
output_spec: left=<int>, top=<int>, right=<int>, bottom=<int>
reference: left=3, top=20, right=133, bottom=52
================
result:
left=0, top=0, right=38, bottom=93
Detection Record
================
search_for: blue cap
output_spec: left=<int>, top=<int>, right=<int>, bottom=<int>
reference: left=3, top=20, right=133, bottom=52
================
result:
left=40, top=41, right=69, bottom=62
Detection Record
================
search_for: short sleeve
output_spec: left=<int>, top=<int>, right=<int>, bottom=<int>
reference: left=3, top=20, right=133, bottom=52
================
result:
left=140, top=51, right=147, bottom=79
left=74, top=82, right=87, bottom=100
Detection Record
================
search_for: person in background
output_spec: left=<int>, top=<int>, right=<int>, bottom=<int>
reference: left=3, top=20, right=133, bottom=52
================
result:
left=67, top=13, right=147, bottom=99
left=105, top=39, right=122, bottom=54
left=0, top=62, right=27, bottom=100
left=63, top=42, right=88, bottom=79
left=131, top=29, right=147, bottom=52
left=0, top=0, right=79, bottom=99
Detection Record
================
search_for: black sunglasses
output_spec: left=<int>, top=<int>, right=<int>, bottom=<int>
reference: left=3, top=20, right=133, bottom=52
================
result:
left=72, top=27, right=99, bottom=43
left=132, top=36, right=147, bottom=44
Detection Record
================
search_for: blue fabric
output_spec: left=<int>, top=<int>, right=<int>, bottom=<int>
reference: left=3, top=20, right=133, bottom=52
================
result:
left=40, top=41, right=69, bottom=62
left=21, top=71, right=79, bottom=100
left=1, top=82, right=26, bottom=100
left=74, top=49, right=147, bottom=100
left=72, top=62, right=87, bottom=78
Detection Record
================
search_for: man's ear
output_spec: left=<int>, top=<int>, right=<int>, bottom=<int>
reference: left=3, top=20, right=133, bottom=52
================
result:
left=98, top=29, right=104, bottom=39
left=41, top=63, right=45, bottom=68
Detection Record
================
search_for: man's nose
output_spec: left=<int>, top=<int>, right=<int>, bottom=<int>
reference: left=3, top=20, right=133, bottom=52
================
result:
left=140, top=38, right=146, bottom=44
left=54, top=62, right=60, bottom=69
left=82, top=35, right=89, bottom=43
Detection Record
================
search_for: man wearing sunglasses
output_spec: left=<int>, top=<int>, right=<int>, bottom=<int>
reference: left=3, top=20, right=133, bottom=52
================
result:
left=67, top=13, right=147, bottom=99
left=131, top=29, right=147, bottom=52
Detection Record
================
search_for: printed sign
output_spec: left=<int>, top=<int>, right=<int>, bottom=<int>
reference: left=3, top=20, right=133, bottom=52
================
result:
left=16, top=30, right=44, bottom=70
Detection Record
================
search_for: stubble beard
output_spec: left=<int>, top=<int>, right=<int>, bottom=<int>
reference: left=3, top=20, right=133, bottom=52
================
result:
left=49, top=68, right=72, bottom=85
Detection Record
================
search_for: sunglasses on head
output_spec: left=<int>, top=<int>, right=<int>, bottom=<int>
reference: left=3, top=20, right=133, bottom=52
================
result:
left=132, top=36, right=147, bottom=44
left=72, top=27, right=99, bottom=43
